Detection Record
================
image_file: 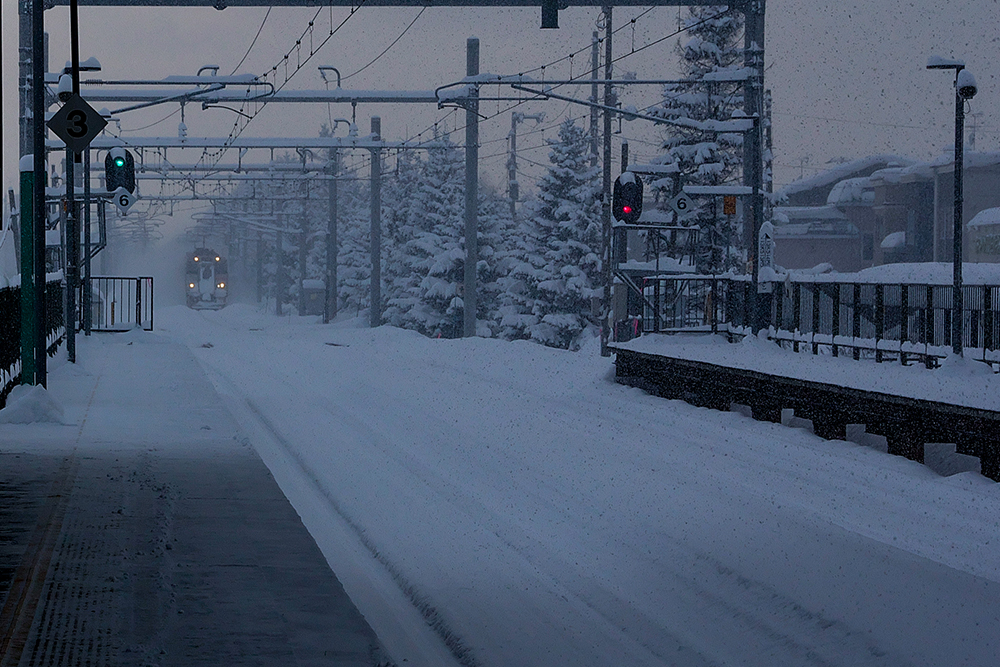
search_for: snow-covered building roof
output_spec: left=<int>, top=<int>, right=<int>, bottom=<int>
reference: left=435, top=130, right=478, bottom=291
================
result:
left=772, top=221, right=858, bottom=239
left=827, top=177, right=874, bottom=207
left=969, top=207, right=1000, bottom=228
left=880, top=231, right=906, bottom=249
left=773, top=205, right=847, bottom=222
left=927, top=150, right=1000, bottom=174
left=776, top=155, right=914, bottom=205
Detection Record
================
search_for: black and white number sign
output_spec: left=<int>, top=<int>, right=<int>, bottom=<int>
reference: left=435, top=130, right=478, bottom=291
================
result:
left=46, top=94, right=108, bottom=154
left=668, top=193, right=692, bottom=216
left=111, top=186, right=136, bottom=215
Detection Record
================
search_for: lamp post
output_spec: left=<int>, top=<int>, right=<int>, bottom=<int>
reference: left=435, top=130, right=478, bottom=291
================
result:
left=928, top=56, right=978, bottom=357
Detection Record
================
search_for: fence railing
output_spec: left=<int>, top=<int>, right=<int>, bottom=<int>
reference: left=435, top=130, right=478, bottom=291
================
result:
left=616, top=275, right=1000, bottom=366
left=1, top=279, right=66, bottom=407
left=80, top=276, right=154, bottom=332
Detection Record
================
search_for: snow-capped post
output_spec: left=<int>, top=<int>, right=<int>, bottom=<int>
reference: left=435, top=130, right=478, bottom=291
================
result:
left=276, top=228, right=285, bottom=316
left=370, top=116, right=382, bottom=328
left=757, top=220, right=774, bottom=293
left=19, top=155, right=38, bottom=385
left=742, top=0, right=766, bottom=333
left=927, top=55, right=978, bottom=357
left=31, top=0, right=47, bottom=387
left=541, top=0, right=559, bottom=28
left=600, top=5, right=613, bottom=358
left=325, top=149, right=339, bottom=324
left=464, top=37, right=479, bottom=338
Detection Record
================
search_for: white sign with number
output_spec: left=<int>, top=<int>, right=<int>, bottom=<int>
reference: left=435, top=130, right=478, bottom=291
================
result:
left=668, top=193, right=692, bottom=216
left=112, top=186, right=136, bottom=215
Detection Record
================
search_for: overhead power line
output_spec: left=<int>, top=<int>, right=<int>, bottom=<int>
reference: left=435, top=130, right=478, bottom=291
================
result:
left=342, top=7, right=427, bottom=82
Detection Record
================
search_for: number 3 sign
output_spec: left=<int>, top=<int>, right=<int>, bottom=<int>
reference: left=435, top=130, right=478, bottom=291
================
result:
left=46, top=94, right=108, bottom=154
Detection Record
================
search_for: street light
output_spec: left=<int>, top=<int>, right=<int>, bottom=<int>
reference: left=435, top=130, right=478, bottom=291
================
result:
left=928, top=56, right=978, bottom=357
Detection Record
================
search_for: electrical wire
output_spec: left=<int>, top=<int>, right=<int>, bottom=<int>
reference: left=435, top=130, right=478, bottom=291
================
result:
left=120, top=107, right=181, bottom=133
left=231, top=7, right=272, bottom=75
left=341, top=7, right=426, bottom=82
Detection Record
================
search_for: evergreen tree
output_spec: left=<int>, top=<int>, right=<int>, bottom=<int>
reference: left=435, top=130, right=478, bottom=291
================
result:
left=383, top=150, right=428, bottom=328
left=336, top=174, right=372, bottom=318
left=505, top=119, right=602, bottom=349
left=655, top=5, right=744, bottom=272
left=474, top=184, right=515, bottom=337
left=385, top=134, right=466, bottom=337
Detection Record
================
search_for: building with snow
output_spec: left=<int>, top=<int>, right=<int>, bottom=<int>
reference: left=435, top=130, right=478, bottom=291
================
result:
left=773, top=152, right=1000, bottom=271
left=773, top=156, right=913, bottom=272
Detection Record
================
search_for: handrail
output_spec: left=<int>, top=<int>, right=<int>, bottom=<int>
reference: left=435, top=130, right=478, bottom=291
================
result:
left=615, top=275, right=1000, bottom=367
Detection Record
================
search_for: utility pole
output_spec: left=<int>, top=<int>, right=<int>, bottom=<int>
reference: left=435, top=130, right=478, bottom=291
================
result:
left=370, top=115, right=382, bottom=328
left=65, top=0, right=82, bottom=363
left=590, top=31, right=600, bottom=167
left=31, top=0, right=47, bottom=386
left=18, top=0, right=33, bottom=157
left=464, top=37, right=480, bottom=338
left=600, top=6, right=613, bottom=357
left=507, top=114, right=518, bottom=222
left=276, top=227, right=284, bottom=316
left=20, top=157, right=37, bottom=385
left=325, top=149, right=339, bottom=323
left=298, top=179, right=309, bottom=315
left=83, top=148, right=92, bottom=334
left=507, top=112, right=544, bottom=223
left=743, top=0, right=766, bottom=333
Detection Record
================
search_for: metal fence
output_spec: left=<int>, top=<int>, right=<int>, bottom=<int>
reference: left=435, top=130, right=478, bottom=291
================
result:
left=620, top=275, right=1000, bottom=366
left=1, top=280, right=65, bottom=407
left=79, top=276, right=154, bottom=332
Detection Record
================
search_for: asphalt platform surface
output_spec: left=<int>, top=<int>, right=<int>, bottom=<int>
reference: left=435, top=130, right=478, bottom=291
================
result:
left=0, top=332, right=388, bottom=667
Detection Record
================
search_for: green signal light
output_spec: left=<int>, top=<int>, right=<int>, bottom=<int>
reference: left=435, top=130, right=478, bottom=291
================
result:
left=114, top=158, right=125, bottom=167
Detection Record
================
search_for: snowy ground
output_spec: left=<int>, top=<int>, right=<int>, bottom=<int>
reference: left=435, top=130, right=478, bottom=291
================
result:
left=135, top=304, right=1000, bottom=666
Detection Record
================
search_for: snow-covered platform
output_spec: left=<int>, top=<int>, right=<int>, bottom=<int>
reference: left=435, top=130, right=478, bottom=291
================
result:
left=612, top=332, right=1000, bottom=479
left=0, top=333, right=387, bottom=666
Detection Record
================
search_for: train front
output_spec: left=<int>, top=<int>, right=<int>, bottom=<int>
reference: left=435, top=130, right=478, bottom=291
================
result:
left=186, top=249, right=228, bottom=309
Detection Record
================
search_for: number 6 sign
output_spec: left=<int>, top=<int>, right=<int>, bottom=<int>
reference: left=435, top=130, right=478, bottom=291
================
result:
left=111, top=187, right=136, bottom=215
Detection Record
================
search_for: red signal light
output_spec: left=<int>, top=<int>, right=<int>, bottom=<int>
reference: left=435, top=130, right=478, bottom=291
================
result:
left=622, top=205, right=632, bottom=214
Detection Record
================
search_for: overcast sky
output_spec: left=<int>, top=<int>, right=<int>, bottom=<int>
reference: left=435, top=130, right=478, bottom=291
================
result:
left=3, top=0, right=1000, bottom=217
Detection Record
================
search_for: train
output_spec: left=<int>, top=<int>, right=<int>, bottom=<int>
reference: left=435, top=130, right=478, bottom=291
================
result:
left=185, top=248, right=228, bottom=309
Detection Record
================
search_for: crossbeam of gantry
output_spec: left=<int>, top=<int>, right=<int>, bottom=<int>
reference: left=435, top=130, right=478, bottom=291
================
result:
left=45, top=0, right=740, bottom=7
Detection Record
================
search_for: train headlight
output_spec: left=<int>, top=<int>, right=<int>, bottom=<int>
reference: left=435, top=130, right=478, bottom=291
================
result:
left=217, top=282, right=225, bottom=289
left=215, top=256, right=220, bottom=262
left=189, top=283, right=196, bottom=289
left=193, top=257, right=199, bottom=262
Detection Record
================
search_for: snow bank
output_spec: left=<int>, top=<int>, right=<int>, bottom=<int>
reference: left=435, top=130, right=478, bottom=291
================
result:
left=0, top=384, right=67, bottom=424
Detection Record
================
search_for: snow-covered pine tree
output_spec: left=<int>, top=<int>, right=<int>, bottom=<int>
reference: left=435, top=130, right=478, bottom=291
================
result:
left=508, top=119, right=602, bottom=350
left=382, top=150, right=426, bottom=328
left=474, top=184, right=515, bottom=337
left=655, top=5, right=744, bottom=273
left=336, top=164, right=372, bottom=318
left=386, top=133, right=466, bottom=337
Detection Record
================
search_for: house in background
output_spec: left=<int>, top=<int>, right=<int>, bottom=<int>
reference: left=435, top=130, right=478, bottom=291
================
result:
left=773, top=156, right=913, bottom=271
left=931, top=152, right=1000, bottom=263
left=866, top=162, right=936, bottom=265
left=772, top=152, right=1000, bottom=272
